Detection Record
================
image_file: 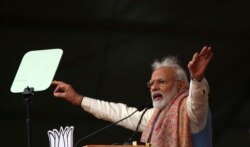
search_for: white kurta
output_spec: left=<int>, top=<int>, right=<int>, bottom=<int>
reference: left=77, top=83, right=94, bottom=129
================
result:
left=81, top=78, right=209, bottom=134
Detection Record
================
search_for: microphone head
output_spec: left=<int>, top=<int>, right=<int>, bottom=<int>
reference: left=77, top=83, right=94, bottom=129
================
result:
left=145, top=102, right=152, bottom=108
left=137, top=103, right=151, bottom=111
left=137, top=104, right=145, bottom=111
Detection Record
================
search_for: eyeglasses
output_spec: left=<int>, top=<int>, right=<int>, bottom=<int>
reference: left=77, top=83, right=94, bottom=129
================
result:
left=147, top=79, right=168, bottom=89
left=147, top=78, right=180, bottom=89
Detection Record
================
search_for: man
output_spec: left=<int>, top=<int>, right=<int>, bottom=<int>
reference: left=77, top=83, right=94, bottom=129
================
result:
left=52, top=46, right=213, bottom=147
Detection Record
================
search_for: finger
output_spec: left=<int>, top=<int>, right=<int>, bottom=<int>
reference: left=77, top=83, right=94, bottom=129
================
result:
left=188, top=53, right=198, bottom=68
left=51, top=80, right=65, bottom=85
left=200, top=46, right=208, bottom=56
left=203, top=46, right=212, bottom=59
left=192, top=52, right=199, bottom=62
left=206, top=49, right=214, bottom=62
left=54, top=85, right=66, bottom=94
left=53, top=86, right=61, bottom=94
left=188, top=61, right=193, bottom=69
left=53, top=92, right=65, bottom=98
left=53, top=89, right=66, bottom=98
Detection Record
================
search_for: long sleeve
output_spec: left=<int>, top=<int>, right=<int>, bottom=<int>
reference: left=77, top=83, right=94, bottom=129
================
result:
left=186, top=77, right=210, bottom=133
left=81, top=97, right=155, bottom=132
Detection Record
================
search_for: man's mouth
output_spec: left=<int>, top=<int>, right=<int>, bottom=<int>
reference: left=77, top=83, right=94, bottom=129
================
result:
left=152, top=93, right=163, bottom=100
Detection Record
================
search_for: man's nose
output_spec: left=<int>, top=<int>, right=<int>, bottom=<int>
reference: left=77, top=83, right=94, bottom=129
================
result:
left=150, top=83, right=159, bottom=92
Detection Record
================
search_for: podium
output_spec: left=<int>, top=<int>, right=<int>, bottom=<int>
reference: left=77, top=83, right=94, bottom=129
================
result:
left=83, top=140, right=151, bottom=147
left=84, top=145, right=148, bottom=147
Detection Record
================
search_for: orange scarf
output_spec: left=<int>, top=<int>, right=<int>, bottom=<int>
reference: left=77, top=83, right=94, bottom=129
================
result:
left=141, top=90, right=192, bottom=147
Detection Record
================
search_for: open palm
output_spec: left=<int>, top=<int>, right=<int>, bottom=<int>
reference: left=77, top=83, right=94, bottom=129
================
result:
left=188, top=46, right=213, bottom=81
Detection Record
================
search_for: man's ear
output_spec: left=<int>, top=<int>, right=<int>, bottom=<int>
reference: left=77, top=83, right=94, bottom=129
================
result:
left=177, top=80, right=187, bottom=91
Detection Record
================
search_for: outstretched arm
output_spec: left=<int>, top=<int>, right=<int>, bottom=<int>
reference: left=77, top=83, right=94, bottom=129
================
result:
left=51, top=81, right=155, bottom=131
left=187, top=46, right=213, bottom=133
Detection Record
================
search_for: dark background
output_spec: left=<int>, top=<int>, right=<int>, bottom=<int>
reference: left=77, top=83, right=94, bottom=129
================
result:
left=1, top=0, right=250, bottom=146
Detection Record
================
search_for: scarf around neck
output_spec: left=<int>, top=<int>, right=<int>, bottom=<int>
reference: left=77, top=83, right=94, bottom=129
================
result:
left=141, top=90, right=192, bottom=147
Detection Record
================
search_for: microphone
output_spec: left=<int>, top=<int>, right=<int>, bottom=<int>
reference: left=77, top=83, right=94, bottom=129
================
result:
left=123, top=104, right=150, bottom=145
left=73, top=104, right=146, bottom=147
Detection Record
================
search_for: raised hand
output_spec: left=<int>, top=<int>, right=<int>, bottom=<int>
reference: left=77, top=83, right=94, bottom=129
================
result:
left=52, top=80, right=83, bottom=105
left=188, top=46, right=213, bottom=81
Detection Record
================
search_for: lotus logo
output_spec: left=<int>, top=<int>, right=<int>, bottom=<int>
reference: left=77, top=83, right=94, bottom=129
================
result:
left=48, top=126, right=74, bottom=147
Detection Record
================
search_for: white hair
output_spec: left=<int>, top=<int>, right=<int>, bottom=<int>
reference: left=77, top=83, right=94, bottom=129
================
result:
left=151, top=56, right=189, bottom=85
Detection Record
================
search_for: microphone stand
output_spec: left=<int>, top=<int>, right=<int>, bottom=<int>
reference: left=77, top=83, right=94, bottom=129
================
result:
left=22, top=87, right=34, bottom=147
left=123, top=107, right=149, bottom=145
left=73, top=108, right=141, bottom=147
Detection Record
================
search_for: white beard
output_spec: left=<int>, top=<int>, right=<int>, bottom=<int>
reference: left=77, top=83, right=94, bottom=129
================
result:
left=151, top=86, right=178, bottom=109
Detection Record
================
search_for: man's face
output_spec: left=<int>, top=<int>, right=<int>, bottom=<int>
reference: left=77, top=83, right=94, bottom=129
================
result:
left=148, top=67, right=178, bottom=109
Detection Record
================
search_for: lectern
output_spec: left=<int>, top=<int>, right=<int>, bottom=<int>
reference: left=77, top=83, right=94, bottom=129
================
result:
left=84, top=145, right=149, bottom=147
left=83, top=142, right=151, bottom=147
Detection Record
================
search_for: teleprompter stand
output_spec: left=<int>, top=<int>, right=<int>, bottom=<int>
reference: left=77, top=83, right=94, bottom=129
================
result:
left=10, top=48, right=63, bottom=147
left=22, top=87, right=34, bottom=147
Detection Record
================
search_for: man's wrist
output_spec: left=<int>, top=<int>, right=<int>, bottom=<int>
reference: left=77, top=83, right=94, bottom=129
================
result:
left=191, top=76, right=203, bottom=82
left=73, top=95, right=83, bottom=106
